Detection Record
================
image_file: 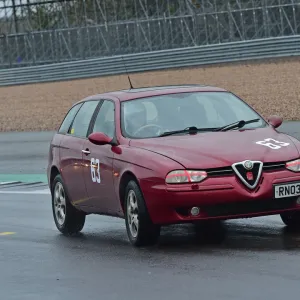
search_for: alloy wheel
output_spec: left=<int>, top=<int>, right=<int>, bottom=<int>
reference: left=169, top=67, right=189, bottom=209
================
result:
left=53, top=182, right=66, bottom=226
left=127, top=190, right=139, bottom=238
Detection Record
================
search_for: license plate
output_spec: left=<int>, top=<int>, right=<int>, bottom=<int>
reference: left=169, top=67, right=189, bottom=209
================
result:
left=274, top=182, right=300, bottom=199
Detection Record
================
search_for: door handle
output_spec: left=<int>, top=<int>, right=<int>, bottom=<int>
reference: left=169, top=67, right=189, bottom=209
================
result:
left=82, top=149, right=90, bottom=155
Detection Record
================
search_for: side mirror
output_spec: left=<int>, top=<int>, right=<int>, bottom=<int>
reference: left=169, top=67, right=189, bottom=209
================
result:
left=88, top=132, right=113, bottom=145
left=268, top=115, right=282, bottom=128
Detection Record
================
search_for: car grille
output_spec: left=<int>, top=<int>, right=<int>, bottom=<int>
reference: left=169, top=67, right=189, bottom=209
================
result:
left=203, top=197, right=297, bottom=217
left=206, top=167, right=233, bottom=177
left=206, top=161, right=286, bottom=177
left=262, top=161, right=285, bottom=172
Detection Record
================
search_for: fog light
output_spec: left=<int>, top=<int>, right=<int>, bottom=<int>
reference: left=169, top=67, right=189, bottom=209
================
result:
left=296, top=197, right=300, bottom=205
left=190, top=207, right=200, bottom=216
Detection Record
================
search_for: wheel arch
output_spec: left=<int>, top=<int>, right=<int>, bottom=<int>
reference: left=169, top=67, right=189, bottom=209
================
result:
left=119, top=171, right=141, bottom=212
left=50, top=166, right=60, bottom=191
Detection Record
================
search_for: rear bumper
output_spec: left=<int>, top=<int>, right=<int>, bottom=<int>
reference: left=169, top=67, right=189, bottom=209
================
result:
left=141, top=171, right=300, bottom=225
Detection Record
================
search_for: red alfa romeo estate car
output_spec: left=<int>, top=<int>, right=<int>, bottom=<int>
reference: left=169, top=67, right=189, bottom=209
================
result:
left=47, top=84, right=300, bottom=247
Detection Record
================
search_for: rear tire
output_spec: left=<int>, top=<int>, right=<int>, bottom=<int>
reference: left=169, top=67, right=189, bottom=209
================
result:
left=124, top=180, right=160, bottom=247
left=280, top=211, right=300, bottom=229
left=51, top=174, right=86, bottom=235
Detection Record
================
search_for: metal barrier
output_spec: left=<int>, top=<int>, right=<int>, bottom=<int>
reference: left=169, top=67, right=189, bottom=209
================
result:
left=0, top=35, right=299, bottom=87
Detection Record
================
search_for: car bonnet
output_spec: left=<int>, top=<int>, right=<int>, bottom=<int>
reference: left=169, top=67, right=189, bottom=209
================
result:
left=129, top=127, right=300, bottom=169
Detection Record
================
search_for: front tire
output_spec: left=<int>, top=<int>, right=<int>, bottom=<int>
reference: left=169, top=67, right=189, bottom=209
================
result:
left=51, top=174, right=86, bottom=235
left=124, top=180, right=160, bottom=247
left=280, top=211, right=300, bottom=229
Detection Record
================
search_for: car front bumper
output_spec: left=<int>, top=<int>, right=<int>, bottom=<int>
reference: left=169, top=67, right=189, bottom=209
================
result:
left=141, top=170, right=300, bottom=225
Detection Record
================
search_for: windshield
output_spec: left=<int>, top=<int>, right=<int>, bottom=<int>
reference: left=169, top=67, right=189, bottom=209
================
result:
left=121, top=91, right=267, bottom=138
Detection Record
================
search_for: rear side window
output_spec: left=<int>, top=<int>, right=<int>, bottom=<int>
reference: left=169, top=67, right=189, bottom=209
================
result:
left=58, top=103, right=83, bottom=134
left=69, top=100, right=100, bottom=138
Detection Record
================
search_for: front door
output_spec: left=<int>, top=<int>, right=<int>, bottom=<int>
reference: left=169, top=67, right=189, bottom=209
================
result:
left=82, top=99, right=119, bottom=214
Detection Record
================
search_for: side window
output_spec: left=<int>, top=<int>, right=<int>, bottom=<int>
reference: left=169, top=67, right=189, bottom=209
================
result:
left=69, top=100, right=99, bottom=138
left=58, top=103, right=83, bottom=134
left=92, top=100, right=115, bottom=138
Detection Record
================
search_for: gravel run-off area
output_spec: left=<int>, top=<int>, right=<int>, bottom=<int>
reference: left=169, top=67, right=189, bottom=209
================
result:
left=0, top=56, right=300, bottom=132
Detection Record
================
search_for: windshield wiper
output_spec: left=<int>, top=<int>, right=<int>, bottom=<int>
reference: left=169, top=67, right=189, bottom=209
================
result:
left=214, top=118, right=260, bottom=132
left=159, top=126, right=217, bottom=137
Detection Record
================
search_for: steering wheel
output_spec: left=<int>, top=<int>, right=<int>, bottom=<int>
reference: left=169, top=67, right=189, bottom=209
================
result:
left=133, top=124, right=163, bottom=137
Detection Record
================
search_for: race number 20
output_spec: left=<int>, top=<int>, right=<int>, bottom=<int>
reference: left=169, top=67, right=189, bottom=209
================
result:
left=256, top=138, right=290, bottom=150
left=91, top=158, right=100, bottom=183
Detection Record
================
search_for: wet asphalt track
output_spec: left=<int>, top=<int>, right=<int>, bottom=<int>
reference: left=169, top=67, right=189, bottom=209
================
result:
left=0, top=121, right=299, bottom=175
left=0, top=130, right=55, bottom=174
left=1, top=121, right=300, bottom=299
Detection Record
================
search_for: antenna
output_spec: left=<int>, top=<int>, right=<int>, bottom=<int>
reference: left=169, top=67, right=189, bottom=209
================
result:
left=121, top=56, right=134, bottom=90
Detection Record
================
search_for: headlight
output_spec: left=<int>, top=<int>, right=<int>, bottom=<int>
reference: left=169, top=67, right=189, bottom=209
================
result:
left=165, top=170, right=207, bottom=184
left=286, top=159, right=300, bottom=172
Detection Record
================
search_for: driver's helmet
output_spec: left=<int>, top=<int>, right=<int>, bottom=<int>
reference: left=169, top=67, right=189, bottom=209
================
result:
left=123, top=101, right=147, bottom=135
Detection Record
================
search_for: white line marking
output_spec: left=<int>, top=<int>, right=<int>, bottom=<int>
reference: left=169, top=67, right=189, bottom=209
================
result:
left=0, top=189, right=50, bottom=195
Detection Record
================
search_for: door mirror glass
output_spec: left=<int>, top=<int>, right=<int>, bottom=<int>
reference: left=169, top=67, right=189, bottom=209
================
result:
left=88, top=132, right=113, bottom=145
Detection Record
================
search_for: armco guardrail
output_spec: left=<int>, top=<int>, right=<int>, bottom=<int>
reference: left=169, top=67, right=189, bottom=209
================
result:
left=0, top=35, right=299, bottom=87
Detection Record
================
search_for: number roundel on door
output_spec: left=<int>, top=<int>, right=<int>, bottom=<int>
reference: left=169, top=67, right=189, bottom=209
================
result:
left=90, top=158, right=101, bottom=183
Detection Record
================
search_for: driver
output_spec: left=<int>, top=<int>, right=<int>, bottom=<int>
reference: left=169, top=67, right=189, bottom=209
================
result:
left=124, top=101, right=148, bottom=137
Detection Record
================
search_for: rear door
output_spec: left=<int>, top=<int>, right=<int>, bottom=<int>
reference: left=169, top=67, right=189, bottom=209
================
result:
left=59, top=100, right=100, bottom=207
left=82, top=99, right=120, bottom=214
